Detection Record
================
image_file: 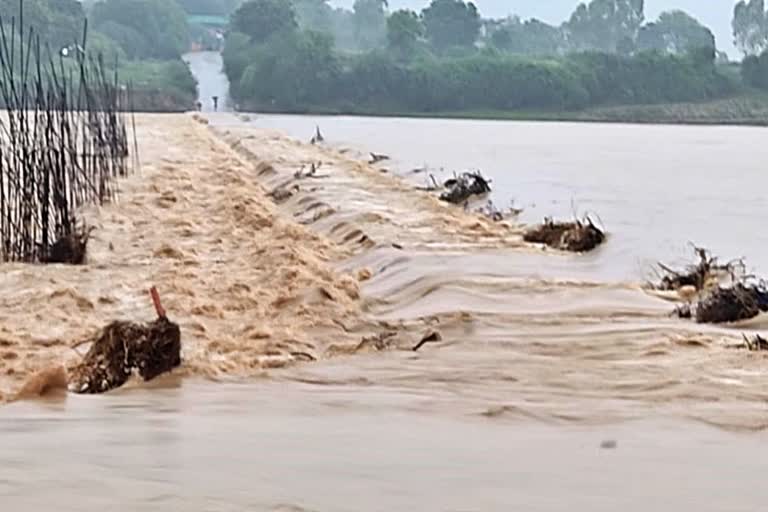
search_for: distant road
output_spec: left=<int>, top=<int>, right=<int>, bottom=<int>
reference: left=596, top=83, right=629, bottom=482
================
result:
left=182, top=51, right=231, bottom=112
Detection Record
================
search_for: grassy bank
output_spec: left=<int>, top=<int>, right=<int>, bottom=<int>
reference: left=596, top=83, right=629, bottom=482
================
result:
left=234, top=92, right=768, bottom=127
left=121, top=60, right=198, bottom=112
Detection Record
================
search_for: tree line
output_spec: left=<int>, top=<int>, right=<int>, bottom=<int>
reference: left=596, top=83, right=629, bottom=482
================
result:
left=222, top=0, right=751, bottom=115
left=0, top=0, right=198, bottom=110
left=254, top=0, right=722, bottom=58
left=733, top=0, right=768, bottom=90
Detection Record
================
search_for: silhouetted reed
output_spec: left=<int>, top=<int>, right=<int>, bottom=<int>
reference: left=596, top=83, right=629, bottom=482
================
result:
left=0, top=1, right=133, bottom=263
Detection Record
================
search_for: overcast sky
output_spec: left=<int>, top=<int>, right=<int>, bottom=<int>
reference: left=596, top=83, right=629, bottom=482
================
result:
left=331, top=0, right=739, bottom=57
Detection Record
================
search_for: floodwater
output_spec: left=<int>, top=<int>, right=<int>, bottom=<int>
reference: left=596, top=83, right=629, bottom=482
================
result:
left=240, top=113, right=768, bottom=281
left=3, top=55, right=768, bottom=510
left=4, top=382, right=768, bottom=512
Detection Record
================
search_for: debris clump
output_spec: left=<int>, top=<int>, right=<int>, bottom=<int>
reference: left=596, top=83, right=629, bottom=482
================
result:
left=694, top=283, right=768, bottom=324
left=439, top=172, right=492, bottom=204
left=524, top=217, right=605, bottom=252
left=68, top=288, right=181, bottom=394
left=656, top=246, right=768, bottom=324
left=655, top=246, right=735, bottom=292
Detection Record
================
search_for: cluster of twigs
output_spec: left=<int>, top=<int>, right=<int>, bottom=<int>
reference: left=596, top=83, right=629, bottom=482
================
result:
left=656, top=246, right=768, bottom=324
left=0, top=3, right=133, bottom=263
left=654, top=246, right=745, bottom=292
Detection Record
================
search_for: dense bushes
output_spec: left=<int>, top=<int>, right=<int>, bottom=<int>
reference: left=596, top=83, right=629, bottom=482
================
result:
left=0, top=0, right=85, bottom=49
left=90, top=0, right=197, bottom=110
left=332, top=55, right=592, bottom=111
left=224, top=30, right=736, bottom=114
left=0, top=0, right=196, bottom=112
left=742, top=51, right=768, bottom=89
left=120, top=60, right=198, bottom=111
left=91, top=0, right=191, bottom=60
left=568, top=49, right=732, bottom=105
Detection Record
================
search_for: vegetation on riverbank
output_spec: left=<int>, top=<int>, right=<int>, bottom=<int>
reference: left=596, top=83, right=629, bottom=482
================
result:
left=2, top=0, right=198, bottom=112
left=88, top=0, right=199, bottom=111
left=221, top=0, right=768, bottom=124
left=239, top=92, right=768, bottom=127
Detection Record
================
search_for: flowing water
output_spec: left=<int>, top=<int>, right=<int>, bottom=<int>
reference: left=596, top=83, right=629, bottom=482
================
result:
left=3, top=54, right=768, bottom=510
left=238, top=113, right=768, bottom=281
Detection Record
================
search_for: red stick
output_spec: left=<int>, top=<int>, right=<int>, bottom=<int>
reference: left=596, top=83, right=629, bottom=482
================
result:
left=150, top=286, right=166, bottom=319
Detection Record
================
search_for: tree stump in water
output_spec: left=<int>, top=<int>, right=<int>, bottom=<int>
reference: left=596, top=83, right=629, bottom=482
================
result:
left=69, top=288, right=181, bottom=394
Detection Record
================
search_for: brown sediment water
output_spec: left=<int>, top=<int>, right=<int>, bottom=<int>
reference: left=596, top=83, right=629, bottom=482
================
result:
left=3, top=382, right=768, bottom=512
left=237, top=113, right=768, bottom=280
left=2, top=112, right=768, bottom=509
left=0, top=114, right=389, bottom=401
left=2, top=112, right=768, bottom=423
left=206, top=116, right=768, bottom=430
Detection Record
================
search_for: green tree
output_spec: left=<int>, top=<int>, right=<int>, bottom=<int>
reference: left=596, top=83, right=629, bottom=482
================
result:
left=291, top=0, right=358, bottom=51
left=386, top=9, right=423, bottom=58
left=637, top=11, right=715, bottom=54
left=95, top=21, right=150, bottom=59
left=222, top=31, right=253, bottom=90
left=564, top=0, right=645, bottom=52
left=490, top=17, right=563, bottom=56
left=87, top=30, right=128, bottom=61
left=294, top=0, right=334, bottom=33
left=230, top=0, right=298, bottom=43
left=0, top=0, right=84, bottom=48
left=91, top=0, right=190, bottom=59
left=742, top=49, right=768, bottom=88
left=238, top=30, right=340, bottom=108
left=733, top=0, right=767, bottom=56
left=353, top=0, right=387, bottom=51
left=421, top=0, right=480, bottom=51
left=53, top=0, right=85, bottom=18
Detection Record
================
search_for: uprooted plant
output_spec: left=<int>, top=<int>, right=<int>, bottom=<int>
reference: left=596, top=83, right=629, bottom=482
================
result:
left=658, top=246, right=768, bottom=324
left=68, top=287, right=181, bottom=394
left=653, top=246, right=744, bottom=292
left=523, top=215, right=605, bottom=253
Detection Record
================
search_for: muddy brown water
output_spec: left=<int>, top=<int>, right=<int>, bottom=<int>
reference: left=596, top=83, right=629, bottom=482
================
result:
left=3, top=382, right=768, bottom=512
left=235, top=113, right=768, bottom=281
left=3, top=109, right=768, bottom=510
